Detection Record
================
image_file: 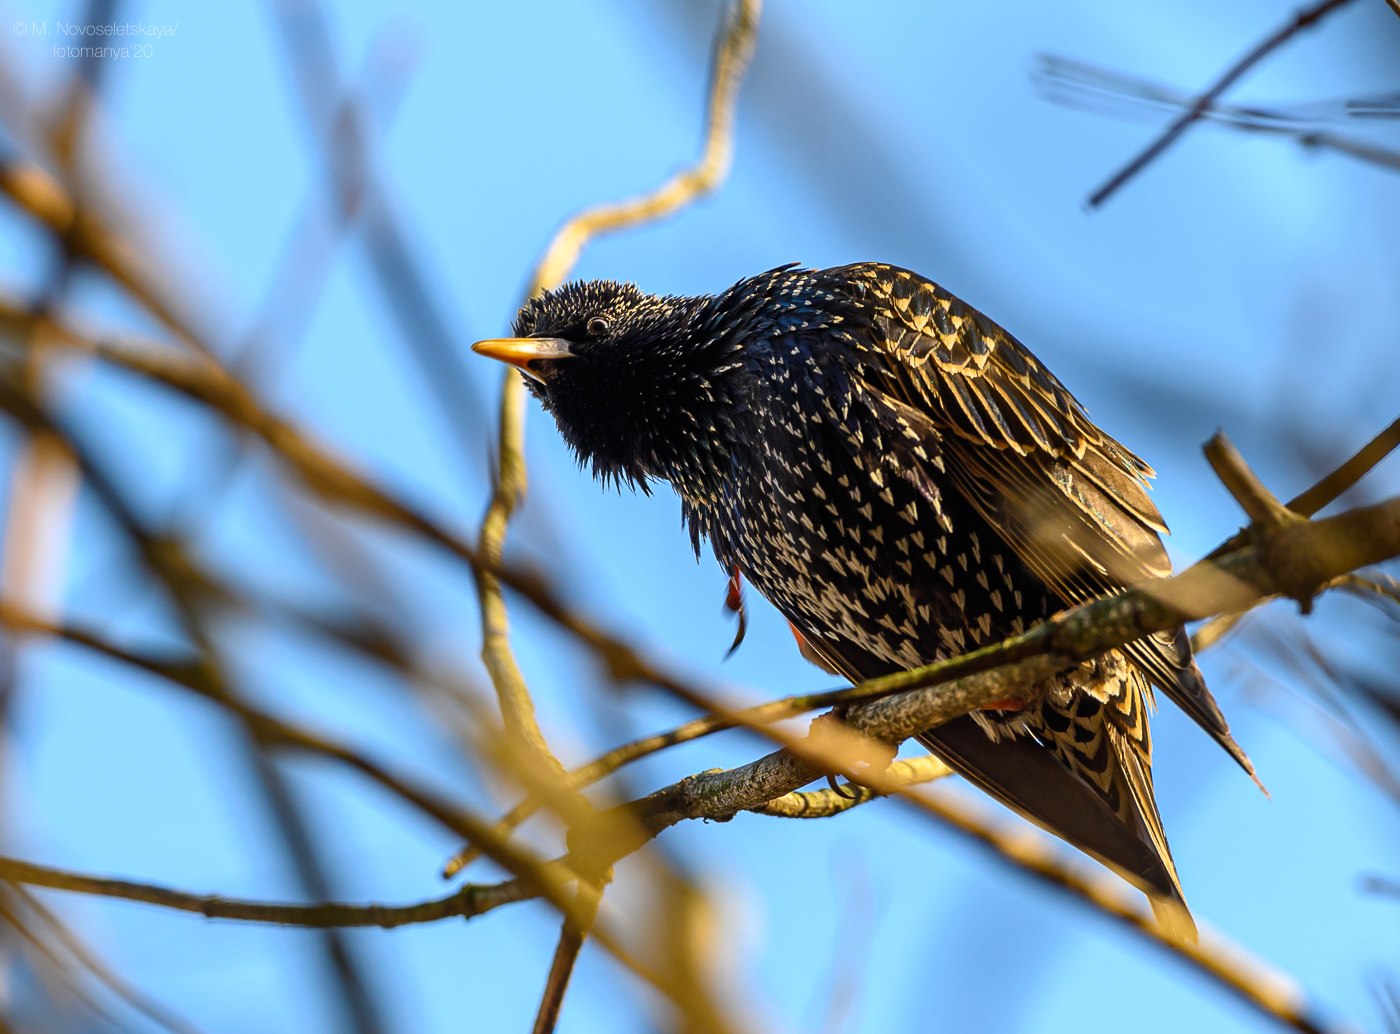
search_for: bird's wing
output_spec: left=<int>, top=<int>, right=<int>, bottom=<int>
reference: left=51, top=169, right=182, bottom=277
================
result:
left=835, top=262, right=1255, bottom=780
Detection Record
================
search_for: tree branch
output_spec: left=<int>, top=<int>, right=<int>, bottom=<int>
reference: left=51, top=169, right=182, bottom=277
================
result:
left=1087, top=0, right=1359, bottom=208
left=0, top=854, right=539, bottom=928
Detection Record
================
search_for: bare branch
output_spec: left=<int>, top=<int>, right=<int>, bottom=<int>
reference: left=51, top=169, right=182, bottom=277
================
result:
left=531, top=880, right=605, bottom=1034
left=1289, top=415, right=1400, bottom=517
left=0, top=854, right=539, bottom=928
left=1087, top=0, right=1359, bottom=208
left=1205, top=432, right=1297, bottom=526
left=1034, top=55, right=1400, bottom=175
left=524, top=0, right=761, bottom=299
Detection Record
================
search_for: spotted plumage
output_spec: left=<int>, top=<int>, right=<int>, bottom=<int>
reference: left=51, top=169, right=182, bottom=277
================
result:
left=474, top=262, right=1258, bottom=926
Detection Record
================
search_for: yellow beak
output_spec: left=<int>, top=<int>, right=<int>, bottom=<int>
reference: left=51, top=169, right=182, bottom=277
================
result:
left=470, top=337, right=574, bottom=382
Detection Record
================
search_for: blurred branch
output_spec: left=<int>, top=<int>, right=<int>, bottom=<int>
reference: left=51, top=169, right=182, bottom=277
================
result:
left=908, top=790, right=1346, bottom=1034
left=0, top=596, right=578, bottom=895
left=1244, top=626, right=1400, bottom=805
left=1036, top=54, right=1399, bottom=127
left=0, top=151, right=217, bottom=359
left=165, top=28, right=417, bottom=533
left=531, top=879, right=605, bottom=1034
left=268, top=0, right=490, bottom=480
left=1363, top=874, right=1400, bottom=898
left=0, top=892, right=126, bottom=1031
left=1086, top=0, right=1360, bottom=208
left=6, top=886, right=198, bottom=1034
left=1289, top=415, right=1400, bottom=517
left=1035, top=55, right=1400, bottom=175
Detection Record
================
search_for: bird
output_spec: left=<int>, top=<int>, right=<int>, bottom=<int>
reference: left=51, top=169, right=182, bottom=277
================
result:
left=473, top=262, right=1258, bottom=931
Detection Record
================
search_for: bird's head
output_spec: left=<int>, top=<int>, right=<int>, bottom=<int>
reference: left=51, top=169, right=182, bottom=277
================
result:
left=472, top=279, right=744, bottom=494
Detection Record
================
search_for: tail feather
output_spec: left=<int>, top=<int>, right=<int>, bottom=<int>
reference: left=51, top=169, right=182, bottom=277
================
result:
left=1129, top=628, right=1267, bottom=794
left=918, top=717, right=1189, bottom=916
left=917, top=658, right=1199, bottom=940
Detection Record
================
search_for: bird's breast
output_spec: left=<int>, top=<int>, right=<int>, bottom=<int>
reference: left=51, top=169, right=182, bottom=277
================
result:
left=698, top=359, right=1056, bottom=679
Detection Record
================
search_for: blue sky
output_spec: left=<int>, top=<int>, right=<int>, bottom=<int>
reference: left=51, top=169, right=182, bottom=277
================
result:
left=0, top=1, right=1398, bottom=1031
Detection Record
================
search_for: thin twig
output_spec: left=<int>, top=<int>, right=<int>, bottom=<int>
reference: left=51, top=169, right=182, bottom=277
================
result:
left=1087, top=0, right=1359, bottom=208
left=0, top=892, right=127, bottom=1031
left=0, top=854, right=538, bottom=928
left=532, top=880, right=605, bottom=1034
left=8, top=885, right=200, bottom=1034
left=905, top=789, right=1350, bottom=1034
left=1289, top=415, right=1400, bottom=517
left=1034, top=55, right=1400, bottom=175
left=476, top=355, right=570, bottom=782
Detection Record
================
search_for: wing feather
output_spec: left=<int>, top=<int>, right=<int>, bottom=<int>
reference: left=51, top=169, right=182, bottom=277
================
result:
left=836, top=262, right=1256, bottom=780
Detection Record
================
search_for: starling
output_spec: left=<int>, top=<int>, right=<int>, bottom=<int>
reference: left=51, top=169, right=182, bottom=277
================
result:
left=473, top=262, right=1257, bottom=926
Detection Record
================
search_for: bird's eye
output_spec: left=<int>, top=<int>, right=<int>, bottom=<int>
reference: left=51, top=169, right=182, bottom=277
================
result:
left=586, top=316, right=611, bottom=337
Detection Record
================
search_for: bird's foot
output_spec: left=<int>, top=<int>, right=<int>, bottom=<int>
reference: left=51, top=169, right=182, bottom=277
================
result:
left=807, top=711, right=898, bottom=795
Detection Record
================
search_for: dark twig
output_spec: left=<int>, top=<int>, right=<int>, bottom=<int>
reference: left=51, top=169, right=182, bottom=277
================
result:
left=0, top=854, right=540, bottom=928
left=1087, top=0, right=1359, bottom=208
left=1289, top=415, right=1400, bottom=517
left=531, top=880, right=605, bottom=1034
left=268, top=0, right=489, bottom=480
left=1035, top=55, right=1400, bottom=175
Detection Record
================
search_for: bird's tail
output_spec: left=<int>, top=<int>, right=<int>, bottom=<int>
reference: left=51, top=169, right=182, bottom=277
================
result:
left=918, top=660, right=1197, bottom=940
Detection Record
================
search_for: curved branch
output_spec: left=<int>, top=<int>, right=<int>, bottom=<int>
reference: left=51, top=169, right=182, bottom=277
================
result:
left=473, top=0, right=760, bottom=798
